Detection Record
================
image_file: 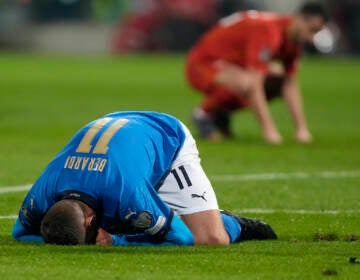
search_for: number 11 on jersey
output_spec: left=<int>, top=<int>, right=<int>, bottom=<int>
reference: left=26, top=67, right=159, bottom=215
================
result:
left=76, top=117, right=129, bottom=155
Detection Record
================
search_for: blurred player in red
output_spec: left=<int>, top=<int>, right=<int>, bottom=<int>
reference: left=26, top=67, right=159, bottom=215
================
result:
left=185, top=2, right=328, bottom=144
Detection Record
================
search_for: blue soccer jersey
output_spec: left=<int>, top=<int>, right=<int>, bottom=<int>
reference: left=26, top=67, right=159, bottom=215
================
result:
left=12, top=111, right=194, bottom=245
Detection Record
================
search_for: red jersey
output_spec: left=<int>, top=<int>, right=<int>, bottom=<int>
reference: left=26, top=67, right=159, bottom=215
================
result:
left=189, top=11, right=302, bottom=76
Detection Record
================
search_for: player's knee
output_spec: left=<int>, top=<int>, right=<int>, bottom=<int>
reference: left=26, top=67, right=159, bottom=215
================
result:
left=236, top=73, right=253, bottom=93
left=246, top=73, right=262, bottom=93
left=226, top=72, right=255, bottom=95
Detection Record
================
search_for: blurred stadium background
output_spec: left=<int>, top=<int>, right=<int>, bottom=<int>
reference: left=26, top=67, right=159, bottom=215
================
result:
left=0, top=0, right=359, bottom=55
left=1, top=2, right=359, bottom=278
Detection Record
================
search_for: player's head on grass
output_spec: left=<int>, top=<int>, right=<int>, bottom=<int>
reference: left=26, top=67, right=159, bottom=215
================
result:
left=40, top=200, right=98, bottom=245
left=290, top=2, right=328, bottom=44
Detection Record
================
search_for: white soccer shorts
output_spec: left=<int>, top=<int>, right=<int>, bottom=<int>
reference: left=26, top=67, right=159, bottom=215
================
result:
left=157, top=123, right=219, bottom=216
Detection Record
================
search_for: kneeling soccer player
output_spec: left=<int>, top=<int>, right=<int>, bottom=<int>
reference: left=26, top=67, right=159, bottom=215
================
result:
left=186, top=2, right=327, bottom=144
left=13, top=111, right=276, bottom=246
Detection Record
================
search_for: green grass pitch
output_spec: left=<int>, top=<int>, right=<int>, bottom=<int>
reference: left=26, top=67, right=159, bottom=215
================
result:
left=0, top=53, right=359, bottom=279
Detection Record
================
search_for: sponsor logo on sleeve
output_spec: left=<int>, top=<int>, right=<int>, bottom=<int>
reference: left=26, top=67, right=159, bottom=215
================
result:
left=145, top=216, right=166, bottom=235
left=259, top=48, right=272, bottom=62
left=131, top=211, right=152, bottom=230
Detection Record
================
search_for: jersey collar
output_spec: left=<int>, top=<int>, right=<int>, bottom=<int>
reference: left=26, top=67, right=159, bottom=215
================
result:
left=58, top=190, right=101, bottom=213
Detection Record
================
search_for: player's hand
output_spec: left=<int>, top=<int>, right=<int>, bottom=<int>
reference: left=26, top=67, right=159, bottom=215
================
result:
left=295, top=129, right=312, bottom=143
left=96, top=228, right=113, bottom=246
left=263, top=130, right=282, bottom=144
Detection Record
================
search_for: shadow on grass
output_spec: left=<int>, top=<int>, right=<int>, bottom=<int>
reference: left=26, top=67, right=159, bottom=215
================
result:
left=312, top=232, right=360, bottom=242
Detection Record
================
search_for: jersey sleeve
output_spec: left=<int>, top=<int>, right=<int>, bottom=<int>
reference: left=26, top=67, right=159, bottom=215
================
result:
left=108, top=178, right=194, bottom=246
left=12, top=174, right=54, bottom=242
left=12, top=218, right=44, bottom=242
left=116, top=175, right=175, bottom=240
left=111, top=215, right=194, bottom=246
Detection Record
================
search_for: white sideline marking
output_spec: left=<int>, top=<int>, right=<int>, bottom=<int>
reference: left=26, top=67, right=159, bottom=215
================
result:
left=211, top=170, right=360, bottom=182
left=0, top=184, right=32, bottom=194
left=1, top=208, right=359, bottom=220
left=0, top=170, right=359, bottom=195
left=0, top=215, right=17, bottom=220
left=233, top=208, right=360, bottom=215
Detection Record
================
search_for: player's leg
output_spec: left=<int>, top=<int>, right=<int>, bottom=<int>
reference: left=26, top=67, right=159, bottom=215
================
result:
left=196, top=63, right=286, bottom=136
left=215, top=61, right=286, bottom=144
left=192, top=88, right=241, bottom=140
left=157, top=123, right=240, bottom=245
left=186, top=57, right=252, bottom=140
left=185, top=54, right=225, bottom=140
left=211, top=60, right=287, bottom=107
left=213, top=59, right=254, bottom=94
left=158, top=123, right=277, bottom=243
left=181, top=210, right=232, bottom=245
left=221, top=210, right=277, bottom=241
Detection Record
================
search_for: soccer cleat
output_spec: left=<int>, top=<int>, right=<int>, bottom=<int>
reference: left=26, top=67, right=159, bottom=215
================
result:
left=236, top=216, right=277, bottom=241
left=221, top=210, right=277, bottom=241
left=213, top=109, right=233, bottom=138
left=191, top=108, right=221, bottom=140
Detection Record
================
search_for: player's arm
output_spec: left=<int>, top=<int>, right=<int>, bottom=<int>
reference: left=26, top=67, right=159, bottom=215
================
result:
left=96, top=214, right=194, bottom=246
left=247, top=70, right=282, bottom=144
left=12, top=198, right=44, bottom=242
left=213, top=62, right=281, bottom=144
left=214, top=25, right=282, bottom=143
left=245, top=27, right=284, bottom=144
left=12, top=218, right=44, bottom=242
left=282, top=75, right=312, bottom=143
left=98, top=175, right=194, bottom=246
left=12, top=182, right=49, bottom=243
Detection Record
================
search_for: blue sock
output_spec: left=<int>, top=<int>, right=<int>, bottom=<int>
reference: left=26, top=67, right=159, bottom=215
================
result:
left=221, top=212, right=242, bottom=243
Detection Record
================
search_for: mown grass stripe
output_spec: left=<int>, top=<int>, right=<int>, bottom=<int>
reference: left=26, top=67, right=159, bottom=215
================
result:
left=0, top=170, right=359, bottom=194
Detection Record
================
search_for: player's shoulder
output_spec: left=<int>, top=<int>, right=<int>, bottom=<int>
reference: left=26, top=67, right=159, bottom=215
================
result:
left=251, top=12, right=290, bottom=47
left=103, top=111, right=176, bottom=121
left=218, top=11, right=290, bottom=30
left=104, top=111, right=180, bottom=128
left=250, top=12, right=287, bottom=32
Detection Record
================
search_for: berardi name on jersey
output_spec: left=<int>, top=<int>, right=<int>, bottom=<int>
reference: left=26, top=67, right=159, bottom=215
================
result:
left=63, top=155, right=107, bottom=172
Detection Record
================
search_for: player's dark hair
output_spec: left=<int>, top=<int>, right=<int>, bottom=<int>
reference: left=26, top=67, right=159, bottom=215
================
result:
left=299, top=2, right=329, bottom=22
left=40, top=200, right=87, bottom=245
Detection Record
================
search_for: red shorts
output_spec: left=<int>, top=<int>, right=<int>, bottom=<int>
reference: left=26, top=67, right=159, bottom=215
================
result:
left=185, top=51, right=249, bottom=110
